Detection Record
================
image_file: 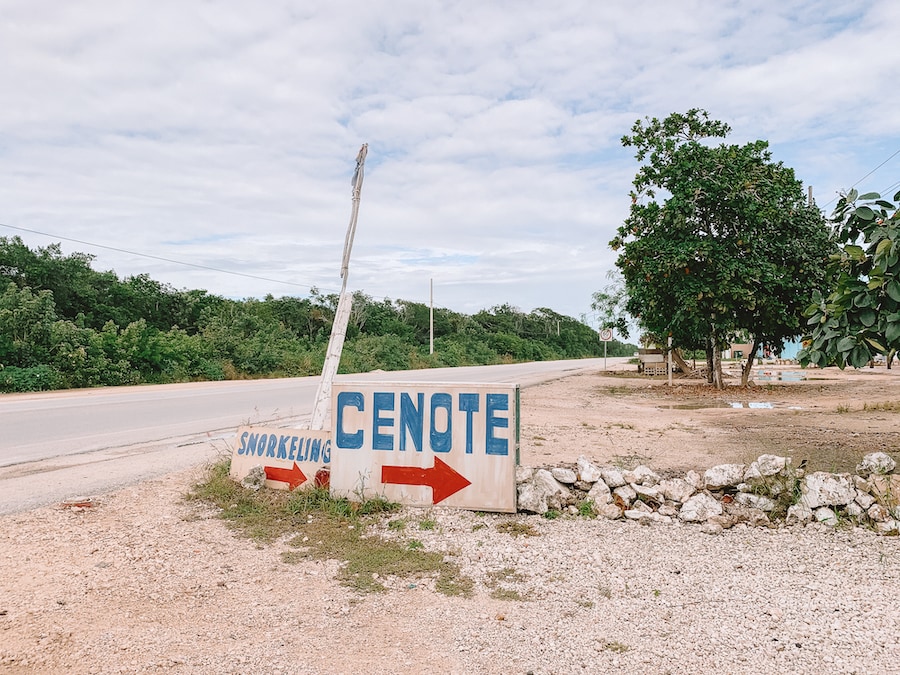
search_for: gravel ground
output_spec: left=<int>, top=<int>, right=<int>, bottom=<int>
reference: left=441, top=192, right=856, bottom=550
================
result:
left=1, top=464, right=899, bottom=675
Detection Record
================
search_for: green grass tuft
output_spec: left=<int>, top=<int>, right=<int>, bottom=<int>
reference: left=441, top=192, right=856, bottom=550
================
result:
left=189, top=459, right=473, bottom=596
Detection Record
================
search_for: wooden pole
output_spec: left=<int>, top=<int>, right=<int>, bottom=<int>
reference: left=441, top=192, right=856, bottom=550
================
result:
left=309, top=144, right=367, bottom=430
left=429, top=278, right=434, bottom=355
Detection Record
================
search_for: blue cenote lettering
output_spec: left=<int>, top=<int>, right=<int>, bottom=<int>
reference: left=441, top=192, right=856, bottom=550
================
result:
left=336, top=390, right=509, bottom=455
left=236, top=432, right=332, bottom=463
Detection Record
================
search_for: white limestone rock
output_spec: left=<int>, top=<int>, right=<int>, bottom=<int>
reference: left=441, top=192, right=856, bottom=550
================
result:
left=600, top=467, right=627, bottom=488
left=679, top=493, right=723, bottom=522
left=586, top=478, right=612, bottom=505
left=658, top=504, right=679, bottom=518
left=855, top=490, right=876, bottom=510
left=874, top=519, right=899, bottom=535
left=814, top=507, right=838, bottom=526
left=786, top=501, right=813, bottom=525
left=845, top=502, right=865, bottom=520
left=628, top=465, right=661, bottom=487
left=657, top=478, right=695, bottom=504
left=743, top=454, right=789, bottom=481
left=612, top=484, right=637, bottom=506
left=551, top=467, right=578, bottom=484
left=624, top=509, right=670, bottom=524
left=704, top=464, right=747, bottom=490
left=240, top=465, right=266, bottom=491
left=867, top=503, right=890, bottom=523
left=517, top=469, right=571, bottom=514
left=734, top=492, right=776, bottom=512
left=594, top=502, right=623, bottom=520
left=630, top=499, right=653, bottom=513
left=801, top=472, right=856, bottom=509
left=515, top=466, right=535, bottom=484
left=856, top=452, right=897, bottom=478
left=632, top=483, right=663, bottom=505
left=576, top=455, right=604, bottom=483
left=700, top=521, right=724, bottom=535
left=685, top=470, right=704, bottom=490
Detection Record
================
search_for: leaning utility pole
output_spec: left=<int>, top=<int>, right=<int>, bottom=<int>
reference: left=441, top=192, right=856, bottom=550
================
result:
left=308, top=144, right=367, bottom=430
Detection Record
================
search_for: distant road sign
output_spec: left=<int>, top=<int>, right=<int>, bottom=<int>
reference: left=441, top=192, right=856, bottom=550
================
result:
left=330, top=382, right=519, bottom=512
left=599, top=328, right=614, bottom=342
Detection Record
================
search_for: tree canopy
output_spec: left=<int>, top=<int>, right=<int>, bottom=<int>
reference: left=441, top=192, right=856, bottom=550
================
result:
left=799, top=189, right=900, bottom=369
left=610, top=109, right=834, bottom=387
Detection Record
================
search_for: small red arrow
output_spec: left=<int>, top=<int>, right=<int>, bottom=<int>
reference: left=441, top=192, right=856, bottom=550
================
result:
left=264, top=462, right=307, bottom=490
left=381, top=457, right=471, bottom=504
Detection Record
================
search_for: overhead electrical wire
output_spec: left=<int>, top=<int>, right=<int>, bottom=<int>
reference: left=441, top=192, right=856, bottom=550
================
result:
left=0, top=221, right=343, bottom=296
left=819, top=147, right=900, bottom=209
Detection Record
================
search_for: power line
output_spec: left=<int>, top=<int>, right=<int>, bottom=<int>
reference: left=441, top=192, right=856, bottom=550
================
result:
left=0, top=221, right=340, bottom=295
left=850, top=147, right=900, bottom=190
left=1, top=221, right=597, bottom=319
left=879, top=179, right=900, bottom=199
left=820, top=147, right=900, bottom=209
left=0, top=220, right=441, bottom=308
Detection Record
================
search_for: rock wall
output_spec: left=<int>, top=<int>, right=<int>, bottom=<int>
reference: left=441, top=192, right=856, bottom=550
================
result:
left=516, top=452, right=900, bottom=536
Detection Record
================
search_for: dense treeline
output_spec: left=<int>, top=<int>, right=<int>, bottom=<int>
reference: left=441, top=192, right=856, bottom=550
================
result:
left=0, top=236, right=634, bottom=392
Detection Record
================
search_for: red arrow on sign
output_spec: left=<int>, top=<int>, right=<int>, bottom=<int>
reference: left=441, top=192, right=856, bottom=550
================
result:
left=381, top=457, right=472, bottom=504
left=265, top=463, right=307, bottom=490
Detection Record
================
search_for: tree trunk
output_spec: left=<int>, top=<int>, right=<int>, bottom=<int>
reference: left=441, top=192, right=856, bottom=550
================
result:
left=705, top=338, right=715, bottom=385
left=740, top=338, right=761, bottom=387
left=713, top=344, right=725, bottom=389
left=670, top=348, right=692, bottom=375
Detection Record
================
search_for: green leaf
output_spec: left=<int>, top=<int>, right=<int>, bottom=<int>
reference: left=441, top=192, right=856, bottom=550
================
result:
left=860, top=308, right=877, bottom=327
left=865, top=337, right=886, bottom=352
left=887, top=280, right=900, bottom=302
left=844, top=245, right=865, bottom=261
left=859, top=192, right=881, bottom=200
left=849, top=345, right=870, bottom=368
left=886, top=321, right=900, bottom=344
left=837, top=336, right=857, bottom=353
left=855, top=206, right=875, bottom=221
left=848, top=188, right=859, bottom=202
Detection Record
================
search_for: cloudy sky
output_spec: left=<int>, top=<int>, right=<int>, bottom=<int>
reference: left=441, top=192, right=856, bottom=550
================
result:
left=2, top=1, right=899, bottom=325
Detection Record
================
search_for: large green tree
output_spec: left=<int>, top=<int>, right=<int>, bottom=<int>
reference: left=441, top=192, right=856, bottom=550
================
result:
left=611, top=109, right=834, bottom=387
left=799, top=189, right=900, bottom=369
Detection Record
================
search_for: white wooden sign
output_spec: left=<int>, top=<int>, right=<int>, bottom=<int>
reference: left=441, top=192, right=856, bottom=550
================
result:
left=230, top=426, right=331, bottom=491
left=329, top=382, right=519, bottom=512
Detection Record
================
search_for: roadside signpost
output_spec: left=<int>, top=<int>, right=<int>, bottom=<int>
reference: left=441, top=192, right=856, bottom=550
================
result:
left=229, top=145, right=366, bottom=489
left=229, top=425, right=331, bottom=491
left=309, top=143, right=368, bottom=431
left=227, top=146, right=524, bottom=514
left=329, top=381, right=520, bottom=512
left=599, top=328, right=613, bottom=370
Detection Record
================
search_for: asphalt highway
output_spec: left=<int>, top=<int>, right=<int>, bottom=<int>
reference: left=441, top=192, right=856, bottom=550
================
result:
left=0, top=358, right=621, bottom=513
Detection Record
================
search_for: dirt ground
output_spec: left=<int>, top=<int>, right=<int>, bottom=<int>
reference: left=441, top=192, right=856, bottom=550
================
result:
left=519, top=362, right=900, bottom=475
left=1, top=362, right=899, bottom=673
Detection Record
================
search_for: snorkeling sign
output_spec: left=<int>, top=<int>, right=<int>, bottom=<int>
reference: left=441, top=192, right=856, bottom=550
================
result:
left=329, top=382, right=519, bottom=513
left=230, top=426, right=331, bottom=491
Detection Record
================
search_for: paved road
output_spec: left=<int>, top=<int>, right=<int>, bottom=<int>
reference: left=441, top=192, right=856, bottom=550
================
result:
left=0, top=358, right=621, bottom=513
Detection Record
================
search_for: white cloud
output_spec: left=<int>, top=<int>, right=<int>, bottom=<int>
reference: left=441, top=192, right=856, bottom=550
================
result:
left=1, top=0, right=899, bottom=322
